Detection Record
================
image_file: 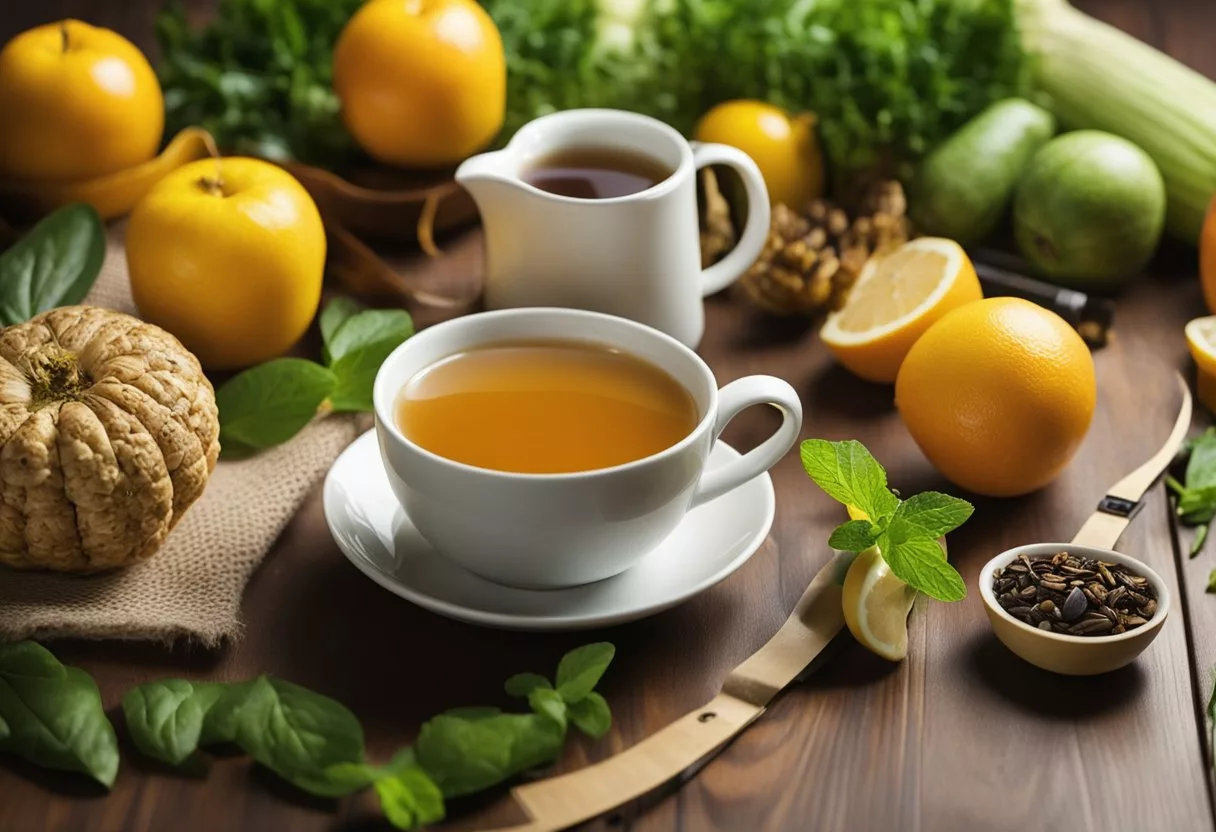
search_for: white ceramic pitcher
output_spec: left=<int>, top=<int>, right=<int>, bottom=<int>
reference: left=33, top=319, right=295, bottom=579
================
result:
left=455, top=109, right=771, bottom=348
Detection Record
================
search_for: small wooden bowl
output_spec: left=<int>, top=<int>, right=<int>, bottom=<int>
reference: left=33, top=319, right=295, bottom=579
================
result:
left=978, top=542, right=1170, bottom=676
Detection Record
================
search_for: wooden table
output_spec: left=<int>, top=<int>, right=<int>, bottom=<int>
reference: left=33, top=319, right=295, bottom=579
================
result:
left=3, top=2, right=1216, bottom=830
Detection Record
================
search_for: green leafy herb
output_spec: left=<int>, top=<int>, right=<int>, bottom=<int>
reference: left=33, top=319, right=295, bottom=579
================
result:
left=1208, top=570, right=1216, bottom=594
left=568, top=692, right=612, bottom=740
left=504, top=673, right=552, bottom=698
left=326, top=308, right=414, bottom=412
left=319, top=296, right=364, bottom=364
left=802, top=439, right=972, bottom=601
left=555, top=642, right=615, bottom=703
left=0, top=204, right=105, bottom=326
left=0, top=641, right=119, bottom=788
left=122, top=679, right=227, bottom=766
left=1167, top=430, right=1216, bottom=556
left=376, top=765, right=446, bottom=830
left=216, top=358, right=336, bottom=457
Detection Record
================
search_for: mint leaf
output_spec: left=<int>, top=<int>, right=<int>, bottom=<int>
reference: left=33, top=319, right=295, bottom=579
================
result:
left=568, top=692, right=611, bottom=740
left=881, top=536, right=966, bottom=602
left=828, top=519, right=878, bottom=552
left=891, top=492, right=974, bottom=540
left=326, top=308, right=413, bottom=365
left=527, top=687, right=567, bottom=730
left=330, top=336, right=406, bottom=412
left=555, top=643, right=615, bottom=703
left=1179, top=486, right=1216, bottom=523
left=504, top=673, right=552, bottom=699
left=800, top=439, right=899, bottom=521
left=216, top=358, right=336, bottom=454
left=376, top=765, right=445, bottom=830
left=1188, top=431, right=1216, bottom=489
left=0, top=203, right=104, bottom=326
left=319, top=296, right=364, bottom=364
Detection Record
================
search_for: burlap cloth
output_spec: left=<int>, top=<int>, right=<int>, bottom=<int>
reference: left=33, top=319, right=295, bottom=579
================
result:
left=0, top=226, right=362, bottom=646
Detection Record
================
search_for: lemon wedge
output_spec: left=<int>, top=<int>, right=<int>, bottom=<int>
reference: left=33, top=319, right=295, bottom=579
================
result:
left=1186, top=316, right=1216, bottom=413
left=820, top=237, right=982, bottom=384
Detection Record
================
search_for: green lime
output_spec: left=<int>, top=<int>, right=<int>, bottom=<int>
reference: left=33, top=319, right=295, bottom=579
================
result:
left=1013, top=131, right=1165, bottom=289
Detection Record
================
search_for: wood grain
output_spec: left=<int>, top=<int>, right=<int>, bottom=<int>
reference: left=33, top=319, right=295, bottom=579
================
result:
left=1, top=2, right=1215, bottom=831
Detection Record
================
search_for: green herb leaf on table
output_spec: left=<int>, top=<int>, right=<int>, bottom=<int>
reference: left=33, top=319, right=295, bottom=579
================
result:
left=216, top=358, right=337, bottom=456
left=568, top=692, right=612, bottom=740
left=0, top=641, right=119, bottom=788
left=326, top=309, right=414, bottom=413
left=828, top=519, right=878, bottom=552
left=122, top=679, right=227, bottom=766
left=555, top=642, right=615, bottom=703
left=376, top=765, right=446, bottom=831
left=415, top=712, right=556, bottom=798
left=528, top=687, right=568, bottom=730
left=319, top=296, right=365, bottom=364
left=1208, top=570, right=1216, bottom=594
left=326, top=308, right=413, bottom=364
left=504, top=673, right=553, bottom=698
left=1168, top=431, right=1216, bottom=556
left=0, top=204, right=105, bottom=327
left=802, top=439, right=971, bottom=601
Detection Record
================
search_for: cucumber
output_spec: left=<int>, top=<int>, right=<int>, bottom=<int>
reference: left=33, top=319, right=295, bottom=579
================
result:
left=908, top=99, right=1056, bottom=245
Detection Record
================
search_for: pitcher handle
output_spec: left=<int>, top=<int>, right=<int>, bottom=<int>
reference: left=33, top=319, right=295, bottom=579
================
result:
left=691, top=376, right=802, bottom=507
left=692, top=142, right=772, bottom=297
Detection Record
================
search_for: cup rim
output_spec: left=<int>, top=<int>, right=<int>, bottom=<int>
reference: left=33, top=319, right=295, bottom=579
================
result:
left=501, top=108, right=692, bottom=206
left=977, top=542, right=1171, bottom=645
left=373, top=307, right=719, bottom=481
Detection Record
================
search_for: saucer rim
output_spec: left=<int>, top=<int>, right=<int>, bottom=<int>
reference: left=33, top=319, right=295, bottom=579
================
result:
left=323, top=429, right=776, bottom=631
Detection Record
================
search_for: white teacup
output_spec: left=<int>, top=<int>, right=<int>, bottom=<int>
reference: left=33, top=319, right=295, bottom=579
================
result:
left=373, top=308, right=802, bottom=589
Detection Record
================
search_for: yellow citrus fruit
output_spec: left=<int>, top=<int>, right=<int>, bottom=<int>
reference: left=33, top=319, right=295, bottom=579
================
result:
left=333, top=0, right=506, bottom=169
left=820, top=237, right=983, bottom=384
left=0, top=20, right=163, bottom=181
left=841, top=546, right=917, bottom=661
left=1185, top=317, right=1216, bottom=414
left=895, top=297, right=1096, bottom=497
left=127, top=157, right=326, bottom=370
left=694, top=100, right=824, bottom=208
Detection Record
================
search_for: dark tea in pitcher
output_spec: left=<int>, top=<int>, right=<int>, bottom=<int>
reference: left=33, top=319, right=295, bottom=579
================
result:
left=521, top=146, right=673, bottom=199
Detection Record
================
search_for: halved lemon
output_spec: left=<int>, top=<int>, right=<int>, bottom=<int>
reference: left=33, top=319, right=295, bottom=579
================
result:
left=1186, top=316, right=1216, bottom=413
left=820, top=237, right=983, bottom=384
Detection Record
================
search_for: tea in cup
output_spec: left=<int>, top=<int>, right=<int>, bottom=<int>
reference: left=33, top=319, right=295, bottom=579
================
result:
left=374, top=308, right=802, bottom=588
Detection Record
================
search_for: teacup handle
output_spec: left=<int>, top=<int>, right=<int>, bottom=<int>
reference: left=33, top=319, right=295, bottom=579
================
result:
left=693, top=142, right=772, bottom=297
left=691, top=376, right=803, bottom=507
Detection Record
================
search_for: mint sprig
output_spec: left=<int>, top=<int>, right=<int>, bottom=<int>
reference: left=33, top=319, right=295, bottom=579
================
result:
left=801, top=439, right=972, bottom=602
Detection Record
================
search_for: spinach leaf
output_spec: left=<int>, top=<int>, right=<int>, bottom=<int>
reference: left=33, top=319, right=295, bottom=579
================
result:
left=122, top=679, right=227, bottom=765
left=568, top=692, right=612, bottom=740
left=0, top=204, right=105, bottom=326
left=231, top=676, right=365, bottom=797
left=216, top=358, right=336, bottom=454
left=0, top=642, right=119, bottom=788
left=414, top=712, right=565, bottom=798
left=555, top=642, right=615, bottom=703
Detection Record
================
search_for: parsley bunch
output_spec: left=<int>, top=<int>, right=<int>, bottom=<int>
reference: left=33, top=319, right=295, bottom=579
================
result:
left=802, top=439, right=973, bottom=601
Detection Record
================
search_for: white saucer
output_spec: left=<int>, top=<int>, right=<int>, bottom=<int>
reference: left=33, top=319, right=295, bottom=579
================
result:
left=323, top=430, right=775, bottom=631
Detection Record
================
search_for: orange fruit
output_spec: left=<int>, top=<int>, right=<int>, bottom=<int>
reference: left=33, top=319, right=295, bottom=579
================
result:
left=895, top=297, right=1096, bottom=497
left=0, top=20, right=163, bottom=181
left=1202, top=197, right=1216, bottom=314
left=127, top=158, right=326, bottom=370
left=693, top=100, right=824, bottom=208
left=333, top=0, right=506, bottom=169
left=820, top=237, right=983, bottom=383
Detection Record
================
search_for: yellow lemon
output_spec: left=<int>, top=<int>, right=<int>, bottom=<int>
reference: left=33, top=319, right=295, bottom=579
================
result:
left=694, top=100, right=824, bottom=208
left=127, top=157, right=326, bottom=370
left=895, top=297, right=1096, bottom=497
left=1185, top=316, right=1216, bottom=414
left=841, top=546, right=917, bottom=661
left=820, top=237, right=983, bottom=384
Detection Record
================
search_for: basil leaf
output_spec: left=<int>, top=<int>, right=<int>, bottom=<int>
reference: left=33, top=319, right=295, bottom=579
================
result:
left=555, top=642, right=615, bottom=703
left=891, top=492, right=974, bottom=540
left=122, top=679, right=227, bottom=765
left=527, top=687, right=567, bottom=730
left=199, top=680, right=255, bottom=745
left=232, top=676, right=365, bottom=797
left=0, top=642, right=119, bottom=788
left=567, top=692, right=611, bottom=740
left=880, top=536, right=966, bottom=602
left=326, top=308, right=412, bottom=364
left=443, top=706, right=502, bottom=721
left=320, top=761, right=383, bottom=793
left=504, top=673, right=552, bottom=699
left=800, top=439, right=899, bottom=522
left=1188, top=432, right=1216, bottom=490
left=216, top=358, right=336, bottom=453
left=376, top=765, right=445, bottom=831
left=319, top=296, right=364, bottom=364
left=0, top=204, right=105, bottom=326
left=827, top=519, right=878, bottom=552
left=415, top=712, right=564, bottom=798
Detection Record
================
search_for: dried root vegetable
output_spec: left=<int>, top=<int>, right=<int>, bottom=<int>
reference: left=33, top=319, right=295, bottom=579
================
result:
left=0, top=306, right=219, bottom=572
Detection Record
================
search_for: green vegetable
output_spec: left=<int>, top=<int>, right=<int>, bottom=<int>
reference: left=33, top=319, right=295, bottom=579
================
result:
left=1020, top=0, right=1216, bottom=242
left=801, top=439, right=972, bottom=601
left=215, top=299, right=414, bottom=456
left=568, top=692, right=612, bottom=740
left=0, top=203, right=104, bottom=327
left=1166, top=430, right=1216, bottom=557
left=0, top=642, right=119, bottom=788
left=555, top=642, right=616, bottom=703
left=1208, top=570, right=1216, bottom=594
left=157, top=0, right=364, bottom=166
left=375, top=765, right=446, bottom=829
left=122, top=679, right=227, bottom=766
left=908, top=98, right=1056, bottom=245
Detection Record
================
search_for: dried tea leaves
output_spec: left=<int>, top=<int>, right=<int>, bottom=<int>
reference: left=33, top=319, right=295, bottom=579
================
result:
left=992, top=552, right=1157, bottom=637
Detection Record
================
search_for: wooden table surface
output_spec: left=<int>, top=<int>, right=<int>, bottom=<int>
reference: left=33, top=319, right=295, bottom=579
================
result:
left=3, top=2, right=1216, bottom=830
